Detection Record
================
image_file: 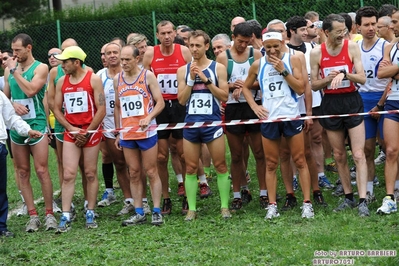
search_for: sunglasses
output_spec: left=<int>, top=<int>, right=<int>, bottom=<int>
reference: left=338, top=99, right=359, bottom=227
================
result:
left=48, top=53, right=59, bottom=58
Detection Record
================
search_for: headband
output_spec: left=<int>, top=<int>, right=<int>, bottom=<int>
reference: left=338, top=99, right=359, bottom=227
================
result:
left=262, top=32, right=282, bottom=41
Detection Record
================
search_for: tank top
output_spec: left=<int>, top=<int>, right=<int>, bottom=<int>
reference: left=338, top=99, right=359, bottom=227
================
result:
left=320, top=40, right=356, bottom=94
left=388, top=42, right=399, bottom=100
left=258, top=53, right=299, bottom=120
left=97, top=69, right=116, bottom=117
left=62, top=71, right=96, bottom=126
left=117, top=69, right=156, bottom=140
left=184, top=60, right=221, bottom=122
left=8, top=60, right=46, bottom=123
left=357, top=38, right=389, bottom=93
left=151, top=44, right=186, bottom=101
left=226, top=47, right=259, bottom=104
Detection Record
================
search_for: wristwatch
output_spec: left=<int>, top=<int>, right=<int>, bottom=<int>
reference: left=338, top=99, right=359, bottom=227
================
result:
left=280, top=69, right=289, bottom=77
left=339, top=69, right=347, bottom=78
left=376, top=103, right=384, bottom=111
left=204, top=78, right=213, bottom=85
left=9, top=67, right=17, bottom=74
left=85, top=132, right=91, bottom=138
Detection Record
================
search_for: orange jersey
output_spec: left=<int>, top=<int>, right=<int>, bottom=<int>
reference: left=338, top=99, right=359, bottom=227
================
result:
left=117, top=69, right=156, bottom=140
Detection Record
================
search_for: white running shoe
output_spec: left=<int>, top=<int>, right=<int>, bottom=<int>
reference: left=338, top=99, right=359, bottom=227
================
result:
left=16, top=203, right=28, bottom=217
left=301, top=202, right=315, bottom=218
left=265, top=204, right=280, bottom=220
left=97, top=191, right=117, bottom=207
left=376, top=196, right=397, bottom=215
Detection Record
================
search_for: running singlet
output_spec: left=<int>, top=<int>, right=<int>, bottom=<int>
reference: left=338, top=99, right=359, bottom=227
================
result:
left=389, top=42, right=399, bottom=101
left=62, top=71, right=96, bottom=126
left=226, top=47, right=259, bottom=104
left=357, top=38, right=389, bottom=93
left=258, top=53, right=299, bottom=120
left=150, top=44, right=186, bottom=101
left=117, top=69, right=156, bottom=140
left=320, top=39, right=356, bottom=94
left=184, top=61, right=221, bottom=122
left=8, top=60, right=46, bottom=123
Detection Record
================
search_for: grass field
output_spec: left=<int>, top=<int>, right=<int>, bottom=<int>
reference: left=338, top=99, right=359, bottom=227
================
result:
left=1, top=143, right=398, bottom=265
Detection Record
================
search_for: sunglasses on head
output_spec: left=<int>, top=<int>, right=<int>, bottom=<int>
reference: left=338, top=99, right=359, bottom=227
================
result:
left=48, top=53, right=59, bottom=58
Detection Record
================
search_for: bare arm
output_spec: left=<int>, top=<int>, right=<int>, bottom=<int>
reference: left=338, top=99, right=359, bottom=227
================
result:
left=378, top=42, right=398, bottom=79
left=47, top=67, right=58, bottom=112
left=145, top=71, right=165, bottom=121
left=87, top=74, right=106, bottom=131
left=5, top=60, right=49, bottom=98
left=52, top=76, right=73, bottom=130
left=310, top=47, right=331, bottom=91
left=177, top=65, right=191, bottom=105
left=270, top=54, right=304, bottom=95
left=143, top=46, right=154, bottom=70
left=113, top=76, right=121, bottom=130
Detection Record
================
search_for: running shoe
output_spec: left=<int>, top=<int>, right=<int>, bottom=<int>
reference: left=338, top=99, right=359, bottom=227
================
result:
left=301, top=202, right=315, bottom=218
left=117, top=201, right=135, bottom=216
left=374, top=150, right=386, bottom=165
left=122, top=213, right=147, bottom=226
left=45, top=214, right=58, bottom=231
left=365, top=191, right=376, bottom=205
left=241, top=189, right=252, bottom=204
left=265, top=204, right=280, bottom=220
left=185, top=210, right=197, bottom=221
left=333, top=198, right=356, bottom=212
left=293, top=176, right=299, bottom=191
left=318, top=175, right=334, bottom=189
left=259, top=196, right=269, bottom=209
left=26, top=216, right=41, bottom=232
left=86, top=211, right=98, bottom=229
left=376, top=196, right=397, bottom=215
left=97, top=191, right=117, bottom=207
left=143, top=201, right=151, bottom=215
left=221, top=208, right=232, bottom=219
left=358, top=201, right=370, bottom=217
left=16, top=203, right=27, bottom=217
left=230, top=198, right=242, bottom=211
left=55, top=215, right=71, bottom=234
left=52, top=200, right=62, bottom=213
left=177, top=182, right=185, bottom=197
left=199, top=183, right=212, bottom=198
left=313, top=191, right=328, bottom=207
left=151, top=212, right=163, bottom=225
left=325, top=161, right=338, bottom=172
left=161, top=198, right=172, bottom=215
left=281, top=194, right=297, bottom=211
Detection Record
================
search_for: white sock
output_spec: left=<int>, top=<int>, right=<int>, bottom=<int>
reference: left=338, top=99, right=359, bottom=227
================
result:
left=125, top=198, right=134, bottom=204
left=19, top=190, right=25, bottom=203
left=198, top=174, right=207, bottom=184
left=83, top=200, right=88, bottom=209
left=71, top=202, right=75, bottom=209
left=260, top=190, right=267, bottom=197
left=318, top=172, right=325, bottom=178
left=106, top=188, right=114, bottom=194
left=142, top=198, right=148, bottom=203
left=176, top=174, right=183, bottom=183
left=63, top=212, right=71, bottom=221
left=233, top=192, right=241, bottom=199
left=395, top=180, right=399, bottom=190
left=367, top=181, right=374, bottom=194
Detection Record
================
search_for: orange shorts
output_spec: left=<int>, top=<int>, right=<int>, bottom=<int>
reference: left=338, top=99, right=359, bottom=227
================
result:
left=64, top=125, right=103, bottom=147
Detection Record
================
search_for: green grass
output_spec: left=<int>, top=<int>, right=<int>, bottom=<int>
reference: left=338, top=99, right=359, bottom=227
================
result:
left=1, top=144, right=399, bottom=265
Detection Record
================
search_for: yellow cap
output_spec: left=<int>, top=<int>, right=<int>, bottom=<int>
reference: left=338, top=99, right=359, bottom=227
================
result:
left=55, top=46, right=86, bottom=62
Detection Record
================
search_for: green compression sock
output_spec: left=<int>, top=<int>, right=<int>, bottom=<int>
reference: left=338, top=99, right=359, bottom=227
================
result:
left=217, top=172, right=231, bottom=209
left=185, top=174, right=198, bottom=211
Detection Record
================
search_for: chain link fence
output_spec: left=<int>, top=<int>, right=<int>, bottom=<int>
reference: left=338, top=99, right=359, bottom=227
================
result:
left=0, top=0, right=392, bottom=72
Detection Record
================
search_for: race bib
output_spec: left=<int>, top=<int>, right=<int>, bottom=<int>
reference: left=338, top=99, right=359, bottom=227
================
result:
left=14, top=98, right=36, bottom=119
left=188, top=93, right=213, bottom=115
left=64, top=91, right=88, bottom=114
left=158, top=74, right=178, bottom=94
left=323, top=65, right=350, bottom=89
left=105, top=93, right=115, bottom=116
left=263, top=76, right=286, bottom=99
left=120, top=95, right=144, bottom=118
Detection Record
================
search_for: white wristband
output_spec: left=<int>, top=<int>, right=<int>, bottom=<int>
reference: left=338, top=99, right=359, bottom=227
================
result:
left=187, top=78, right=195, bottom=87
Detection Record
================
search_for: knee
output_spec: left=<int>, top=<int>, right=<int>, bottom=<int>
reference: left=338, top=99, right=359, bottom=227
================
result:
left=385, top=146, right=398, bottom=161
left=292, top=155, right=307, bottom=169
left=185, top=162, right=198, bottom=175
left=333, top=150, right=347, bottom=163
left=213, top=161, right=227, bottom=173
left=17, top=169, right=30, bottom=181
left=265, top=158, right=279, bottom=171
left=351, top=149, right=365, bottom=162
left=230, top=152, right=243, bottom=164
left=157, top=152, right=168, bottom=164
left=146, top=167, right=158, bottom=180
left=279, top=149, right=290, bottom=162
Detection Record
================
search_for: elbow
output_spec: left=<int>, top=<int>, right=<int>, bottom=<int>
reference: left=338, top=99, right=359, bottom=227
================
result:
left=359, top=77, right=366, bottom=85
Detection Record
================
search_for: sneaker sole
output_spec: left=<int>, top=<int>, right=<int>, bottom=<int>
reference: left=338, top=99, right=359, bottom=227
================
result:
left=55, top=228, right=70, bottom=234
left=121, top=220, right=147, bottom=226
left=86, top=224, right=98, bottom=229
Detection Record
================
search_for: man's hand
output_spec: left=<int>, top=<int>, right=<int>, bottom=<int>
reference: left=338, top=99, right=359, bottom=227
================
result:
left=13, top=102, right=29, bottom=116
left=28, top=130, right=43, bottom=139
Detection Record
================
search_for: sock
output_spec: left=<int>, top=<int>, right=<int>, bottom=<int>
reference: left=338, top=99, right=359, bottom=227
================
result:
left=102, top=163, right=114, bottom=188
left=313, top=190, right=321, bottom=195
left=28, top=209, right=38, bottom=216
left=198, top=174, right=207, bottom=184
left=367, top=181, right=373, bottom=194
left=217, top=172, right=230, bottom=209
left=106, top=188, right=114, bottom=194
left=136, top=207, right=144, bottom=216
left=287, top=193, right=295, bottom=198
left=241, top=185, right=248, bottom=191
left=304, top=200, right=311, bottom=203
left=325, top=157, right=333, bottom=165
left=153, top=207, right=161, bottom=214
left=395, top=180, right=399, bottom=190
left=125, top=198, right=134, bottom=205
left=185, top=174, right=198, bottom=211
left=345, top=193, right=354, bottom=202
left=388, top=194, right=395, bottom=201
left=71, top=202, right=75, bottom=209
left=84, top=200, right=88, bottom=209
left=176, top=174, right=183, bottom=183
left=233, top=192, right=241, bottom=199
left=318, top=172, right=325, bottom=178
left=19, top=191, right=25, bottom=203
left=142, top=198, right=148, bottom=203
left=45, top=209, right=54, bottom=216
left=63, top=212, right=71, bottom=221
left=204, top=167, right=211, bottom=176
left=260, top=190, right=267, bottom=197
left=359, top=198, right=365, bottom=204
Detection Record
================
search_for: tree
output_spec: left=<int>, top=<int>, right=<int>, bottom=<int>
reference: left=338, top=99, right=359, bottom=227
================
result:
left=0, top=0, right=47, bottom=19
